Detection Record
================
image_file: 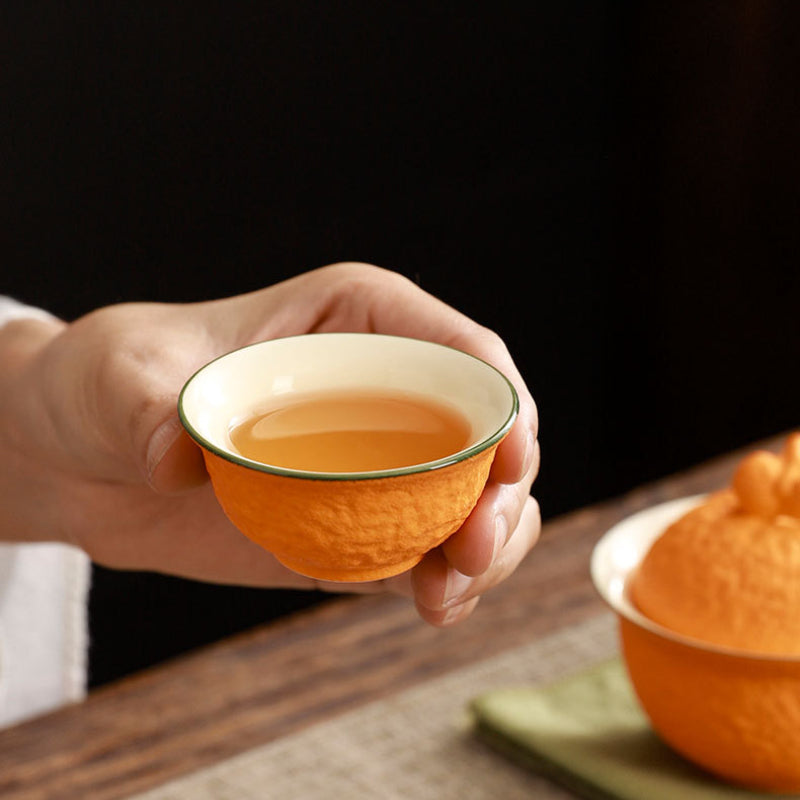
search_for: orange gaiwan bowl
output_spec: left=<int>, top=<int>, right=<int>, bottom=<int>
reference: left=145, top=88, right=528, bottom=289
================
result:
left=591, top=496, right=800, bottom=793
left=179, top=333, right=518, bottom=582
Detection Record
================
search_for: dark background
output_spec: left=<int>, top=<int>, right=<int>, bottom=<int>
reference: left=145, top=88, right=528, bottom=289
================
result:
left=4, top=2, right=799, bottom=686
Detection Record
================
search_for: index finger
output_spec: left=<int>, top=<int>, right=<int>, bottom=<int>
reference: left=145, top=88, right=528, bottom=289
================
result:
left=329, top=265, right=539, bottom=486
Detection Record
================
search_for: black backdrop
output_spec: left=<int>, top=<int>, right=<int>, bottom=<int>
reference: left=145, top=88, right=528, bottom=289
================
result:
left=5, top=2, right=800, bottom=686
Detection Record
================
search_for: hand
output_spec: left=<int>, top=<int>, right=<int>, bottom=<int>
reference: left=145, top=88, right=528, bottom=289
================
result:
left=0, top=263, right=540, bottom=625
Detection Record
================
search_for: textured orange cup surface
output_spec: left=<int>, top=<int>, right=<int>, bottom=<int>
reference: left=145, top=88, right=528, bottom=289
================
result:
left=592, top=495, right=800, bottom=793
left=179, top=334, right=518, bottom=582
left=619, top=617, right=800, bottom=793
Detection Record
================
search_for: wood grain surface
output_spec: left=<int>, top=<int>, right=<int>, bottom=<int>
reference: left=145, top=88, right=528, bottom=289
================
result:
left=0, top=435, right=785, bottom=799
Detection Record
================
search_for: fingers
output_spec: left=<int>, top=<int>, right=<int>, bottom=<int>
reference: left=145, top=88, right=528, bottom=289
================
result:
left=412, top=494, right=541, bottom=626
left=441, top=437, right=540, bottom=577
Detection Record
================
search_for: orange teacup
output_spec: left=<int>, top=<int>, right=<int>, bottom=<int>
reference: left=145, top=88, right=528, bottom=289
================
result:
left=179, top=333, right=518, bottom=582
left=592, top=492, right=800, bottom=792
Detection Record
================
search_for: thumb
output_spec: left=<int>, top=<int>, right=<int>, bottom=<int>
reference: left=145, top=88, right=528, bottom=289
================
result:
left=146, top=416, right=210, bottom=494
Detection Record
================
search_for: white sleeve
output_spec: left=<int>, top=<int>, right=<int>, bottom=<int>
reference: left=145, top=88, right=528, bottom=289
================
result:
left=0, top=296, right=59, bottom=325
left=0, top=297, right=91, bottom=727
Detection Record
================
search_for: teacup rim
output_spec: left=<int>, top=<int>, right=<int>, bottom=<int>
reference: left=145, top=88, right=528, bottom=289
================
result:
left=178, top=332, right=519, bottom=482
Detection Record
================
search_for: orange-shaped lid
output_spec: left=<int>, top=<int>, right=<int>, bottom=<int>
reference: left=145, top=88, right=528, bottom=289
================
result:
left=631, top=433, right=800, bottom=655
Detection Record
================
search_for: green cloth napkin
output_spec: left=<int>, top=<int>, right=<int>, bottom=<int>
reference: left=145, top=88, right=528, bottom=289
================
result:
left=470, top=658, right=798, bottom=800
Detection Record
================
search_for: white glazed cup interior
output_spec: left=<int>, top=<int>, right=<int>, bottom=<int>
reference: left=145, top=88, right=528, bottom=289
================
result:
left=179, top=333, right=519, bottom=480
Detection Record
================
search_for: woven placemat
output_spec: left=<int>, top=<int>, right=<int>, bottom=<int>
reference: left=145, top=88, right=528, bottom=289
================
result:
left=130, top=613, right=618, bottom=800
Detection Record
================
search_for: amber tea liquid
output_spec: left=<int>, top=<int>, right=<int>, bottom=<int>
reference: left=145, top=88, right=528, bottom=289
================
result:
left=229, top=388, right=472, bottom=472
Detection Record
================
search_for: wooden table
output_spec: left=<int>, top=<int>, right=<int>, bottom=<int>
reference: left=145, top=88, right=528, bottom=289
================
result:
left=0, top=434, right=786, bottom=799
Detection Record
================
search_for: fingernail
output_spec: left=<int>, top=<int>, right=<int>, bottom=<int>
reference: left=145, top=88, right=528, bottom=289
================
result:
left=442, top=596, right=480, bottom=625
left=492, top=514, right=508, bottom=563
left=146, top=417, right=183, bottom=481
left=521, top=430, right=536, bottom=478
left=443, top=569, right=472, bottom=608
left=442, top=603, right=466, bottom=625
